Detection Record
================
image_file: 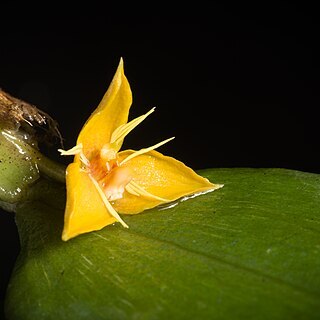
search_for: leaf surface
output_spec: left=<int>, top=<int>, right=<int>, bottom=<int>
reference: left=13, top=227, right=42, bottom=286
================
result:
left=5, top=168, right=320, bottom=320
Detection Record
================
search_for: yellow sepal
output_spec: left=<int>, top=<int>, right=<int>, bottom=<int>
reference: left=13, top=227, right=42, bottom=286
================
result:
left=62, top=162, right=117, bottom=241
left=113, top=150, right=223, bottom=214
left=77, top=58, right=132, bottom=157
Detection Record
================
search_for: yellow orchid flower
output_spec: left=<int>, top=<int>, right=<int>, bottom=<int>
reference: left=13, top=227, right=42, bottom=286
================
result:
left=59, top=58, right=223, bottom=241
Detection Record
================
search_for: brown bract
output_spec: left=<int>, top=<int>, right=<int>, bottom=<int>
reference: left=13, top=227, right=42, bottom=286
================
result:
left=0, top=88, right=63, bottom=147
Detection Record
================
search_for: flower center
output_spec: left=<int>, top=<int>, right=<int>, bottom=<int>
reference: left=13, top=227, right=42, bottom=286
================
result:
left=100, top=143, right=119, bottom=172
left=88, top=143, right=132, bottom=201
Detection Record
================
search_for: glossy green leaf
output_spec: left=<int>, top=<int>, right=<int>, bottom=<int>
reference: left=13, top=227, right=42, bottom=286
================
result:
left=4, top=168, right=320, bottom=319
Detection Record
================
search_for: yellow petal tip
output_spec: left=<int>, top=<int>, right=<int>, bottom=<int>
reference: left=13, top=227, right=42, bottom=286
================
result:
left=61, top=229, right=72, bottom=242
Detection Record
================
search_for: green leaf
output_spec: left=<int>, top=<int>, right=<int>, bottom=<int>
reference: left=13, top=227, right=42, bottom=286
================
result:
left=4, top=168, right=320, bottom=320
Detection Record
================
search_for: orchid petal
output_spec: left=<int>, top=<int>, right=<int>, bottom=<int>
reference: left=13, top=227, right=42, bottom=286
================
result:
left=120, top=137, right=175, bottom=165
left=110, top=107, right=155, bottom=149
left=113, top=150, right=223, bottom=214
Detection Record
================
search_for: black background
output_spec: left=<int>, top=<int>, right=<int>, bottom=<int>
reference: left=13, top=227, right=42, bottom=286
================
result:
left=1, top=3, right=320, bottom=318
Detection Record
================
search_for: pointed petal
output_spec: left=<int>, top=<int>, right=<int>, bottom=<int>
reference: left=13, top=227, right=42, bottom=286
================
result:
left=62, top=162, right=117, bottom=241
left=120, top=137, right=175, bottom=165
left=77, top=58, right=132, bottom=157
left=58, top=143, right=83, bottom=156
left=113, top=150, right=223, bottom=214
left=110, top=107, right=155, bottom=147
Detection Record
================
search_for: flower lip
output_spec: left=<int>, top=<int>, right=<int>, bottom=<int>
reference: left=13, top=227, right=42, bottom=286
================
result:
left=102, top=166, right=132, bottom=201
